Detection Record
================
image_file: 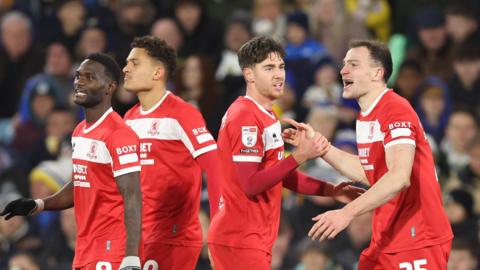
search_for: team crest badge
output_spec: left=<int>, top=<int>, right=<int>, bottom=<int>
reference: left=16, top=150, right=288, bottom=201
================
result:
left=241, top=126, right=258, bottom=147
left=87, top=141, right=98, bottom=159
left=148, top=120, right=161, bottom=136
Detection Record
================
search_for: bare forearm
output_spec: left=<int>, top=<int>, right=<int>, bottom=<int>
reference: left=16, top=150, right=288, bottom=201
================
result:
left=44, top=181, right=74, bottom=211
left=123, top=184, right=141, bottom=256
left=343, top=171, right=408, bottom=217
left=323, top=146, right=368, bottom=185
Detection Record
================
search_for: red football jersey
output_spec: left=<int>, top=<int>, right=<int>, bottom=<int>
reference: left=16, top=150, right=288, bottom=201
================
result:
left=356, top=89, right=452, bottom=253
left=208, top=96, right=285, bottom=254
left=124, top=91, right=217, bottom=248
left=71, top=108, right=141, bottom=267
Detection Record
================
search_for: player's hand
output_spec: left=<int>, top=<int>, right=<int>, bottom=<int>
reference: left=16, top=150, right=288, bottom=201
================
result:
left=118, top=256, right=141, bottom=270
left=291, top=131, right=331, bottom=164
left=0, top=198, right=39, bottom=220
left=330, top=181, right=366, bottom=204
left=308, top=208, right=353, bottom=242
left=281, top=118, right=315, bottom=146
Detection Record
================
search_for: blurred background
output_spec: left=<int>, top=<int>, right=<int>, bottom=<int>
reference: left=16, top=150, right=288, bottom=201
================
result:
left=0, top=0, right=479, bottom=269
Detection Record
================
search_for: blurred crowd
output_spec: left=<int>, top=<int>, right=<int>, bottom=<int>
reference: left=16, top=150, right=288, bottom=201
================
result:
left=0, top=0, right=479, bottom=269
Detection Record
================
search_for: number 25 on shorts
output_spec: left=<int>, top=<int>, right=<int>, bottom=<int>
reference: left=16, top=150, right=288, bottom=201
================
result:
left=399, top=259, right=427, bottom=270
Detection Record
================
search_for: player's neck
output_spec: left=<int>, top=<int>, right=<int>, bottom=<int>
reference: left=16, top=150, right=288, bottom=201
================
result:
left=85, top=102, right=111, bottom=123
left=137, top=85, right=167, bottom=111
left=358, top=84, right=387, bottom=113
left=246, top=88, right=275, bottom=111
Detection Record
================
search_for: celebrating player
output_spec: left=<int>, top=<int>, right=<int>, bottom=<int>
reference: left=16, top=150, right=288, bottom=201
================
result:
left=122, top=36, right=223, bottom=270
left=207, top=36, right=364, bottom=270
left=303, top=40, right=453, bottom=269
left=1, top=53, right=142, bottom=270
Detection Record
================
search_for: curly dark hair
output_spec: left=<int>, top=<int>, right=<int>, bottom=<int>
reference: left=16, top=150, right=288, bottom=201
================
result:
left=238, top=36, right=285, bottom=69
left=130, top=36, right=177, bottom=79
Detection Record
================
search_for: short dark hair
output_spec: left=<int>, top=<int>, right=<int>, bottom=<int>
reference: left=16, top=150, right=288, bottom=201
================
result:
left=453, top=42, right=480, bottom=62
left=86, top=53, right=122, bottom=85
left=238, top=36, right=285, bottom=69
left=130, top=36, right=177, bottom=79
left=445, top=3, right=476, bottom=19
left=349, top=39, right=392, bottom=83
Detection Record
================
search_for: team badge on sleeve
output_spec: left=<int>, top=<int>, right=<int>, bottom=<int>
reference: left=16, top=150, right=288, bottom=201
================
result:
left=241, top=126, right=258, bottom=147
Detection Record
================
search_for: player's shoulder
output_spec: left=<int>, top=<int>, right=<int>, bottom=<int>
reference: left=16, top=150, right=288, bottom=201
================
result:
left=123, top=102, right=141, bottom=119
left=225, top=97, right=260, bottom=123
left=379, top=89, right=416, bottom=115
left=72, top=121, right=85, bottom=136
left=106, top=111, right=139, bottom=138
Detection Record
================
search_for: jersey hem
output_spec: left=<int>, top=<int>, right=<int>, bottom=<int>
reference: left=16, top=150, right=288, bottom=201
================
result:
left=207, top=238, right=272, bottom=255
left=377, top=234, right=453, bottom=254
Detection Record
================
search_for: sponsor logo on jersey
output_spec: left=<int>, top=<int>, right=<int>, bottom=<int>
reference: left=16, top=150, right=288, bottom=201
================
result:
left=240, top=148, right=259, bottom=154
left=242, top=126, right=258, bottom=147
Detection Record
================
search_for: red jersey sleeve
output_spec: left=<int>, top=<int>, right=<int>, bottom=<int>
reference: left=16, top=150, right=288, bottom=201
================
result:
left=226, top=111, right=264, bottom=163
left=176, top=107, right=217, bottom=158
left=381, top=105, right=418, bottom=149
left=107, top=128, right=141, bottom=177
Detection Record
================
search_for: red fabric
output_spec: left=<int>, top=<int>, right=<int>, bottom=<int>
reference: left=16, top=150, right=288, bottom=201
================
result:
left=75, top=262, right=120, bottom=270
left=208, top=243, right=271, bottom=270
left=283, top=170, right=327, bottom=195
left=357, top=89, right=452, bottom=252
left=124, top=91, right=215, bottom=248
left=234, top=155, right=299, bottom=197
left=358, top=240, right=451, bottom=270
left=141, top=242, right=201, bottom=270
left=71, top=108, right=141, bottom=267
left=196, top=150, right=223, bottom=218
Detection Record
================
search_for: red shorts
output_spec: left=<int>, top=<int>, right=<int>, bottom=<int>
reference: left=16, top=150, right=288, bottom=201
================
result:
left=141, top=242, right=201, bottom=270
left=208, top=243, right=272, bottom=270
left=73, top=261, right=120, bottom=270
left=358, top=241, right=452, bottom=270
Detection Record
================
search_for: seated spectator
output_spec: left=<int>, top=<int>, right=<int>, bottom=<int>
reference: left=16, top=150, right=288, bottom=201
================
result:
left=393, top=60, right=424, bottom=105
left=18, top=42, right=74, bottom=124
left=444, top=189, right=479, bottom=246
left=302, top=61, right=342, bottom=109
left=344, top=0, right=392, bottom=42
left=74, top=26, right=108, bottom=65
left=0, top=190, right=42, bottom=269
left=447, top=238, right=479, bottom=270
left=285, top=10, right=330, bottom=98
left=294, top=238, right=337, bottom=270
left=27, top=107, right=76, bottom=171
left=439, top=109, right=478, bottom=177
left=39, top=208, right=76, bottom=270
left=215, top=11, right=252, bottom=106
left=415, top=77, right=452, bottom=144
left=11, top=83, right=57, bottom=157
left=406, top=7, right=453, bottom=81
left=445, top=3, right=480, bottom=46
left=445, top=135, right=480, bottom=213
left=251, top=0, right=286, bottom=41
left=449, top=43, right=480, bottom=120
left=150, top=18, right=184, bottom=55
left=8, top=252, right=40, bottom=270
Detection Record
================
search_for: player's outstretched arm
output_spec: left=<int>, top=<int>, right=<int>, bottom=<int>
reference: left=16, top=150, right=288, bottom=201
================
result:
left=283, top=171, right=365, bottom=203
left=0, top=181, right=74, bottom=220
left=115, top=171, right=142, bottom=270
left=282, top=117, right=368, bottom=185
left=308, top=144, right=415, bottom=241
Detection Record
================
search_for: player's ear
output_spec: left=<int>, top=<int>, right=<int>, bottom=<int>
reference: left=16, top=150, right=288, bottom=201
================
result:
left=374, top=67, right=384, bottom=82
left=243, top=67, right=255, bottom=84
left=106, top=81, right=117, bottom=96
left=153, top=65, right=165, bottom=81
